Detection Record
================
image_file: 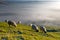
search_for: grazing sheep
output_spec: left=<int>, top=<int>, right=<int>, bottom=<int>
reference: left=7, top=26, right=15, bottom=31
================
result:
left=40, top=25, right=47, bottom=33
left=17, top=21, right=21, bottom=24
left=30, top=24, right=33, bottom=26
left=32, top=24, right=39, bottom=32
left=5, top=20, right=17, bottom=27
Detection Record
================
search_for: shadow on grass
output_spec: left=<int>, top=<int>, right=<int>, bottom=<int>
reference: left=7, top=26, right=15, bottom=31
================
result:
left=47, top=29, right=60, bottom=32
left=13, top=36, right=24, bottom=40
left=46, top=34, right=55, bottom=38
left=1, top=37, right=8, bottom=40
left=0, top=26, right=5, bottom=27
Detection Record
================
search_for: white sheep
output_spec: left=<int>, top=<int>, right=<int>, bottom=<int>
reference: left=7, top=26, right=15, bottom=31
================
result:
left=40, top=25, right=47, bottom=33
left=17, top=21, right=21, bottom=24
left=5, top=20, right=17, bottom=27
left=31, top=24, right=39, bottom=32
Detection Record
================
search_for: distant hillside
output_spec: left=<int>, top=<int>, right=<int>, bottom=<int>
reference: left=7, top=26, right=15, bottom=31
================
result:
left=0, top=22, right=60, bottom=40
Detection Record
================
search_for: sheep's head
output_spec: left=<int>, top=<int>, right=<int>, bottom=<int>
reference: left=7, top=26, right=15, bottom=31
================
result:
left=5, top=20, right=8, bottom=22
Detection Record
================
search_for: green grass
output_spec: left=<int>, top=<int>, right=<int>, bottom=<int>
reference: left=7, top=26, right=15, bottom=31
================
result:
left=0, top=22, right=60, bottom=40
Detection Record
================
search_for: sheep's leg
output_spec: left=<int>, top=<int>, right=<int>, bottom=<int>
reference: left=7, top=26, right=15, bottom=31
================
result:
left=9, top=24, right=10, bottom=27
left=8, top=24, right=11, bottom=32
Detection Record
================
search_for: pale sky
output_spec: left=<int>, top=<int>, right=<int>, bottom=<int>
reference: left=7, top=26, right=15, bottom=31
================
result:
left=2, top=0, right=60, bottom=1
left=1, top=0, right=60, bottom=25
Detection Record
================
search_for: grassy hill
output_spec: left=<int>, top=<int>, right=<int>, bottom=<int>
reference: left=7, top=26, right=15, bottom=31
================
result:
left=0, top=22, right=60, bottom=40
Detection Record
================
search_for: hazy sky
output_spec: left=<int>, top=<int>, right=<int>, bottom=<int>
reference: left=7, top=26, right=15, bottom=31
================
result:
left=1, top=0, right=60, bottom=1
left=1, top=0, right=60, bottom=25
left=0, top=1, right=60, bottom=21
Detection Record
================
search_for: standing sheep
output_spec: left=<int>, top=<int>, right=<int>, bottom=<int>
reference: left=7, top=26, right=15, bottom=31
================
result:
left=5, top=20, right=17, bottom=27
left=40, top=25, right=47, bottom=33
left=31, top=24, right=39, bottom=32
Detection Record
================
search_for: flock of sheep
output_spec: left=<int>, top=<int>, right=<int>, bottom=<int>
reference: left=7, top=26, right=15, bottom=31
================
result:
left=5, top=20, right=47, bottom=33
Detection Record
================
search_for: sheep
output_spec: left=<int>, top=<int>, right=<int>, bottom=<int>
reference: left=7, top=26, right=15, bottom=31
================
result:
left=17, top=21, right=21, bottom=24
left=30, top=24, right=33, bottom=26
left=31, top=24, right=39, bottom=32
left=40, top=25, right=47, bottom=33
left=5, top=20, right=17, bottom=27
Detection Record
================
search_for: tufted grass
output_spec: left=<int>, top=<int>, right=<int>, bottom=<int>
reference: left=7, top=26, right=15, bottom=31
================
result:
left=0, top=22, right=60, bottom=40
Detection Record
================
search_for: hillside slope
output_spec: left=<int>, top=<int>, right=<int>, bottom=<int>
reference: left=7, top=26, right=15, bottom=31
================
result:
left=0, top=22, right=60, bottom=40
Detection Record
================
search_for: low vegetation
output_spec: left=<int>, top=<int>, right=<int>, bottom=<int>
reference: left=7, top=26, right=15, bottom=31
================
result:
left=0, top=22, right=60, bottom=40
